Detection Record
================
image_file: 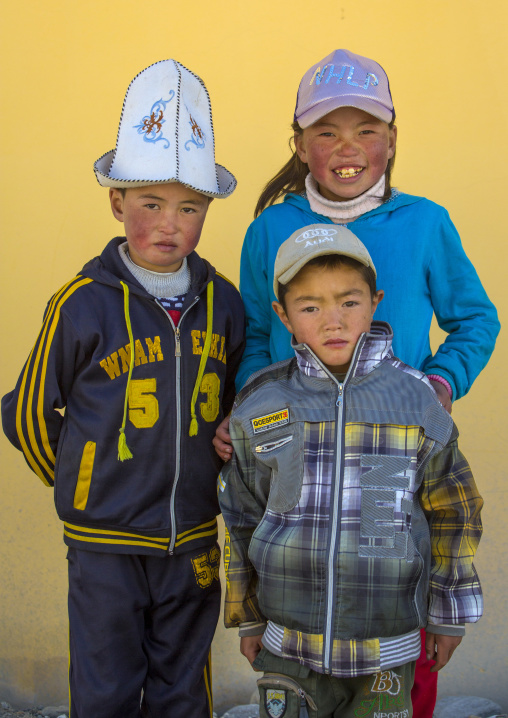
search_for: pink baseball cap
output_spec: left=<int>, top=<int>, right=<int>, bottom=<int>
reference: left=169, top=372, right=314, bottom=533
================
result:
left=294, top=49, right=395, bottom=128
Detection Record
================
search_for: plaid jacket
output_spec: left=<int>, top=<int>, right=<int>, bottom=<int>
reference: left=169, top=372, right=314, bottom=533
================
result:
left=219, top=322, right=483, bottom=677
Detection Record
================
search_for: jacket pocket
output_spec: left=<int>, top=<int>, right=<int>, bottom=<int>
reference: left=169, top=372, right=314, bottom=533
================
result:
left=255, top=435, right=294, bottom=453
left=73, top=441, right=96, bottom=510
left=251, top=429, right=304, bottom=513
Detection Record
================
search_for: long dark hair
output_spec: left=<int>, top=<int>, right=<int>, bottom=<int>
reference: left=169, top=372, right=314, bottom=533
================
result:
left=254, top=119, right=396, bottom=218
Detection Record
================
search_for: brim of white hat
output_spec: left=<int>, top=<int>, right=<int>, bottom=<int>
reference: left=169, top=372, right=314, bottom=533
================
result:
left=93, top=150, right=237, bottom=198
left=296, top=97, right=393, bottom=128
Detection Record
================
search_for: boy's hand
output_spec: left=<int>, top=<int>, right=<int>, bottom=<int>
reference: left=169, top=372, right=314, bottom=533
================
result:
left=240, top=634, right=264, bottom=670
left=213, top=415, right=233, bottom=462
left=425, top=631, right=462, bottom=672
left=429, top=380, right=452, bottom=414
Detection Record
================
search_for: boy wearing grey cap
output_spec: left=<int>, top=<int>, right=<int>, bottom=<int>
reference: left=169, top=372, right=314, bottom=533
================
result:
left=218, top=225, right=482, bottom=717
left=2, top=59, right=244, bottom=718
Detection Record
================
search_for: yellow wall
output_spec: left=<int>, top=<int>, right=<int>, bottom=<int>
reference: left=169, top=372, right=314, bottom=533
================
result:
left=1, top=0, right=506, bottom=711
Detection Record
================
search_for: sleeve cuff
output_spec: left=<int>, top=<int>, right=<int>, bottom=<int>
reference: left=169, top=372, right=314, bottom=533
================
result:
left=427, top=374, right=453, bottom=399
left=426, top=622, right=465, bottom=637
left=238, top=620, right=267, bottom=637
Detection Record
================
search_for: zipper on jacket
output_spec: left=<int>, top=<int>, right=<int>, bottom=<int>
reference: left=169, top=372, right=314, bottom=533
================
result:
left=323, top=381, right=344, bottom=673
left=155, top=296, right=200, bottom=554
left=321, top=335, right=366, bottom=673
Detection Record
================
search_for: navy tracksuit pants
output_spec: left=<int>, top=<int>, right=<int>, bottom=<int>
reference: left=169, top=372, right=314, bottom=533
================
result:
left=67, top=545, right=221, bottom=718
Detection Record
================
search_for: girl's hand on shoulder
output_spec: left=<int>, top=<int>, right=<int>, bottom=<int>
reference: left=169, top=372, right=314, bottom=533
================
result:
left=429, top=380, right=452, bottom=414
left=213, top=415, right=233, bottom=462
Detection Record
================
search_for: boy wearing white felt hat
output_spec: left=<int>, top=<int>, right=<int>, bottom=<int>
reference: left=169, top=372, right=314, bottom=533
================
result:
left=2, top=59, right=245, bottom=718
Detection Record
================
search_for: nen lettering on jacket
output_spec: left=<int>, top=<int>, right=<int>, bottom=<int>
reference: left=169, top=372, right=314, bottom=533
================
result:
left=358, top=455, right=416, bottom=562
left=100, top=331, right=227, bottom=380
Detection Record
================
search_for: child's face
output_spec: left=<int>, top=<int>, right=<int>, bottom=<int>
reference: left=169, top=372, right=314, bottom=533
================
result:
left=273, top=263, right=383, bottom=375
left=110, top=183, right=210, bottom=272
left=294, top=106, right=396, bottom=202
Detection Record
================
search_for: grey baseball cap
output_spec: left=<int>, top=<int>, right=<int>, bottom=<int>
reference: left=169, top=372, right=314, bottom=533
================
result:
left=294, top=49, right=395, bottom=128
left=273, top=224, right=376, bottom=299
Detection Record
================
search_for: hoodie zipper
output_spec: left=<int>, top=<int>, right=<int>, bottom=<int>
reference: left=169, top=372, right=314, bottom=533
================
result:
left=155, top=296, right=199, bottom=555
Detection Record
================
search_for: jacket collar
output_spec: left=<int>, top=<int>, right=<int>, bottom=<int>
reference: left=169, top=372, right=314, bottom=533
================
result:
left=293, top=321, right=393, bottom=382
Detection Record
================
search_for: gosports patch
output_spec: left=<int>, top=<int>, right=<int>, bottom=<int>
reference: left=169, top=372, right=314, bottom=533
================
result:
left=264, top=688, right=287, bottom=718
left=251, top=408, right=289, bottom=434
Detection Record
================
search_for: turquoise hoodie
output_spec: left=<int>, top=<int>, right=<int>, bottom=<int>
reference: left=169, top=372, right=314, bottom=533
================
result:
left=237, top=191, right=500, bottom=399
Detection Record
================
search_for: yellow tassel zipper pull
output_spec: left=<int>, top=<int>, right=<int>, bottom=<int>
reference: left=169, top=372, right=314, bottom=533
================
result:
left=118, top=428, right=133, bottom=461
left=189, top=417, right=199, bottom=437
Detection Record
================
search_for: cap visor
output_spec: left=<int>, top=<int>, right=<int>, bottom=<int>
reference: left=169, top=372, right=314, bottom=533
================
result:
left=297, top=98, right=393, bottom=128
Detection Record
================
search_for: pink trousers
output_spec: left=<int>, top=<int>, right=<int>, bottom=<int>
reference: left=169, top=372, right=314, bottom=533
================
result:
left=411, top=629, right=438, bottom=718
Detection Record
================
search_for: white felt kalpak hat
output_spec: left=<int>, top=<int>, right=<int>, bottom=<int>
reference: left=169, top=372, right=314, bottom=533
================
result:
left=94, top=59, right=236, bottom=198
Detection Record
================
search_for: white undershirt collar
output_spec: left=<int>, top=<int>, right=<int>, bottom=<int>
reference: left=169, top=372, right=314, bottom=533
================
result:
left=118, top=241, right=191, bottom=298
left=305, top=173, right=385, bottom=223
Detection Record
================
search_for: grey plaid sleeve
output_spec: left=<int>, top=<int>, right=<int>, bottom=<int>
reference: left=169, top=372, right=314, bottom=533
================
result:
left=219, top=417, right=270, bottom=628
left=420, top=435, right=483, bottom=626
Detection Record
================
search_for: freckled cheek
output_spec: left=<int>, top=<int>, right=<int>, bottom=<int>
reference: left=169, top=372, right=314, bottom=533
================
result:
left=314, top=146, right=333, bottom=164
left=368, top=143, right=391, bottom=169
left=185, top=219, right=206, bottom=251
left=127, top=216, right=155, bottom=247
left=359, top=313, right=374, bottom=332
left=303, top=144, right=326, bottom=165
